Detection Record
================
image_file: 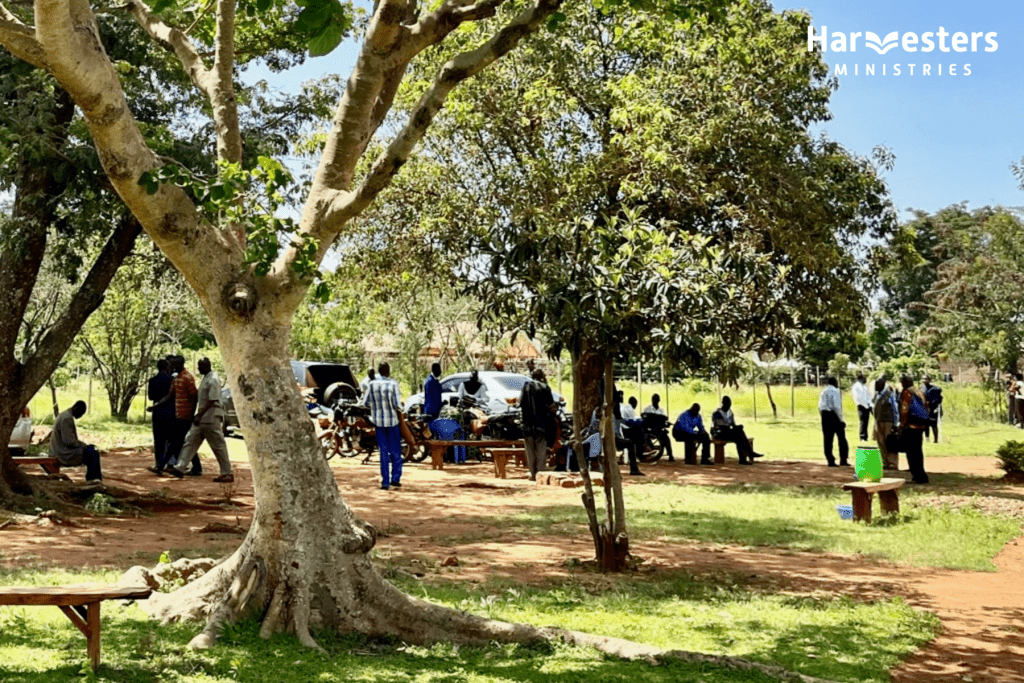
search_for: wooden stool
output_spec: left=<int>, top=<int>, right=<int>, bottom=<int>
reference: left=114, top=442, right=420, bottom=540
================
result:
left=712, top=437, right=754, bottom=464
left=842, top=478, right=904, bottom=523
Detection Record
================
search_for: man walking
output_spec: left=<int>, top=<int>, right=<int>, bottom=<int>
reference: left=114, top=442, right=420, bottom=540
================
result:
left=50, top=401, right=102, bottom=481
left=362, top=362, right=403, bottom=490
left=166, top=358, right=233, bottom=482
left=852, top=373, right=872, bottom=442
left=818, top=377, right=849, bottom=467
left=423, top=362, right=443, bottom=420
left=519, top=368, right=557, bottom=481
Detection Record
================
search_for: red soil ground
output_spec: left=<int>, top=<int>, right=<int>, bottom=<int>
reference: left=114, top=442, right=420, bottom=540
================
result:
left=2, top=449, right=1021, bottom=682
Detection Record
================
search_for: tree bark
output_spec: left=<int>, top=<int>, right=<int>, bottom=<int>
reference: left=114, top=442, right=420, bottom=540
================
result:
left=765, top=382, right=778, bottom=419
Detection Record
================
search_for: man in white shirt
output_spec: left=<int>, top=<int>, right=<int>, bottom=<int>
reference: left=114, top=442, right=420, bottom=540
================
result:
left=641, top=393, right=672, bottom=461
left=818, top=377, right=849, bottom=467
left=851, top=373, right=872, bottom=442
left=620, top=397, right=638, bottom=420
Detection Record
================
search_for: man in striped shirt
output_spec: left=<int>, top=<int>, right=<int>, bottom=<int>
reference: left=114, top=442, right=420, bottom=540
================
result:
left=361, top=362, right=403, bottom=490
left=818, top=377, right=849, bottom=467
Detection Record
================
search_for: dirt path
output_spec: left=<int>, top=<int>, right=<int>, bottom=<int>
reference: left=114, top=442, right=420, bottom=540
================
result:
left=2, top=449, right=1022, bottom=682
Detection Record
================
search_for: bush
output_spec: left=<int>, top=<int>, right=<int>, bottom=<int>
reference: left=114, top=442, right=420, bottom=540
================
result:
left=995, top=440, right=1024, bottom=474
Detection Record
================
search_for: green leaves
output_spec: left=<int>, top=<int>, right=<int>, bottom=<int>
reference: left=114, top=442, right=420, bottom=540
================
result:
left=137, top=156, right=325, bottom=286
left=294, top=0, right=352, bottom=57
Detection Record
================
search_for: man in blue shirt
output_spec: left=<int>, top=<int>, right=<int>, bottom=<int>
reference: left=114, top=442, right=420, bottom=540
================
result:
left=423, top=362, right=443, bottom=419
left=673, top=403, right=711, bottom=465
left=361, top=362, right=403, bottom=490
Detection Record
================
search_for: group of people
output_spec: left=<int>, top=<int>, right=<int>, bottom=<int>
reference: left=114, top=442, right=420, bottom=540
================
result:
left=821, top=373, right=940, bottom=485
left=672, top=397, right=764, bottom=465
left=145, top=355, right=234, bottom=483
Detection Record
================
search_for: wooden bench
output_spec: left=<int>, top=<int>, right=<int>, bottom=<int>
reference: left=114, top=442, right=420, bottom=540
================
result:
left=0, top=585, right=152, bottom=670
left=11, top=456, right=61, bottom=474
left=422, top=439, right=523, bottom=477
left=842, top=478, right=904, bottom=523
left=711, top=437, right=754, bottom=464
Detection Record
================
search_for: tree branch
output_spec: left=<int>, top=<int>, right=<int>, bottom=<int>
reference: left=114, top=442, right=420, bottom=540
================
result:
left=0, top=7, right=45, bottom=68
left=20, top=216, right=143, bottom=404
left=211, top=0, right=241, bottom=163
left=124, top=0, right=214, bottom=98
left=321, top=0, right=562, bottom=242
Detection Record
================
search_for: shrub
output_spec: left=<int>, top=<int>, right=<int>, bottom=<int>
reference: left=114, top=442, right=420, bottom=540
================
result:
left=995, top=440, right=1024, bottom=474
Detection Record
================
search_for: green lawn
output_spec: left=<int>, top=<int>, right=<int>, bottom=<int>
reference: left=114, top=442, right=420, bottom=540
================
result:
left=0, top=567, right=938, bottom=683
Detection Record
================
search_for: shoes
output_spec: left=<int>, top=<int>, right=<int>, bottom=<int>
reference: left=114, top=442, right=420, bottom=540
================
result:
left=213, top=474, right=234, bottom=483
left=839, top=461, right=850, bottom=467
left=185, top=470, right=202, bottom=476
left=629, top=471, right=645, bottom=476
left=380, top=485, right=389, bottom=490
left=827, top=461, right=838, bottom=468
left=700, top=460, right=713, bottom=465
left=667, top=457, right=675, bottom=462
left=165, top=466, right=185, bottom=479
left=738, top=460, right=753, bottom=466
left=751, top=452, right=764, bottom=459
left=390, top=482, right=402, bottom=488
left=147, top=467, right=163, bottom=476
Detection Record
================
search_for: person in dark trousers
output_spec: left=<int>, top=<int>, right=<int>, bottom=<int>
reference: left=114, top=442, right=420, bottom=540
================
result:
left=852, top=373, right=872, bottom=442
left=50, top=401, right=102, bottom=481
left=641, top=393, right=673, bottom=462
left=148, top=355, right=201, bottom=475
left=423, top=362, right=443, bottom=420
left=617, top=391, right=645, bottom=476
left=674, top=403, right=711, bottom=464
left=165, top=357, right=234, bottom=482
left=899, top=375, right=930, bottom=484
left=922, top=376, right=943, bottom=443
left=818, top=377, right=849, bottom=467
left=519, top=369, right=558, bottom=481
left=147, top=358, right=174, bottom=470
left=711, top=396, right=762, bottom=464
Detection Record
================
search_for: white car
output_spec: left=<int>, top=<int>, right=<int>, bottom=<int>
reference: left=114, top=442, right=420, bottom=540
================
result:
left=9, top=408, right=32, bottom=455
left=405, top=371, right=563, bottom=415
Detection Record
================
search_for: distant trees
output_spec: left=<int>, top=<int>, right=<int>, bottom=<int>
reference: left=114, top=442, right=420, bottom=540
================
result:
left=877, top=204, right=1024, bottom=373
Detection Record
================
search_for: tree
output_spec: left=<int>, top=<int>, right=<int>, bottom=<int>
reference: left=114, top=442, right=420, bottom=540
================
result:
left=913, top=206, right=1024, bottom=371
left=1, top=0, right=756, bottom=658
left=78, top=244, right=206, bottom=419
left=0, top=49, right=142, bottom=497
left=376, top=1, right=896, bottom=568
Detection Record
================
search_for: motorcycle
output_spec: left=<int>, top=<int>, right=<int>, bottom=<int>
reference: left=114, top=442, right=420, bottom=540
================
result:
left=317, top=381, right=430, bottom=462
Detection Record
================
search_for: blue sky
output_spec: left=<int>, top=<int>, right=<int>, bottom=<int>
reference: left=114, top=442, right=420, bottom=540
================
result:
left=778, top=0, right=1024, bottom=216
left=251, top=0, right=1024, bottom=219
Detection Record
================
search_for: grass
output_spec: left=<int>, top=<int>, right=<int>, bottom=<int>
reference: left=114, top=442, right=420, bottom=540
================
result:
left=504, top=483, right=1022, bottom=571
left=0, top=568, right=938, bottom=683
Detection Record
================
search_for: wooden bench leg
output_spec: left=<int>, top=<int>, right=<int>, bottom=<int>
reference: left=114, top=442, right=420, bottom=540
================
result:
left=878, top=489, right=900, bottom=516
left=58, top=601, right=101, bottom=670
left=683, top=441, right=697, bottom=465
left=493, top=453, right=507, bottom=479
left=850, top=489, right=873, bottom=523
left=713, top=441, right=725, bottom=464
left=514, top=452, right=526, bottom=468
left=430, top=445, right=444, bottom=470
left=42, top=462, right=61, bottom=475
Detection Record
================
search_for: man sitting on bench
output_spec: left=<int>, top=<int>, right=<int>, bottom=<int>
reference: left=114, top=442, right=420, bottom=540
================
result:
left=674, top=403, right=712, bottom=465
left=711, top=396, right=763, bottom=465
left=50, top=401, right=102, bottom=481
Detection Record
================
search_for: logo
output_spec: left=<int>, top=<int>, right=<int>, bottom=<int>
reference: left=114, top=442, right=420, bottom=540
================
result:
left=864, top=31, right=898, bottom=55
left=808, top=26, right=998, bottom=54
left=807, top=26, right=999, bottom=78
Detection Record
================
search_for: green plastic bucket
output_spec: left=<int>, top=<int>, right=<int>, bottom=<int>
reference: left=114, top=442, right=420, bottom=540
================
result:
left=855, top=446, right=882, bottom=482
